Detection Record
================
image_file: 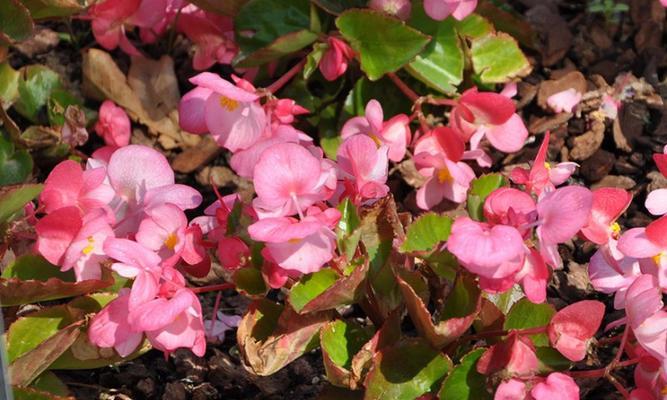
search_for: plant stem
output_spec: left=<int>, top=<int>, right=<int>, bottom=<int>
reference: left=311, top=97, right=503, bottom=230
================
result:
left=191, top=283, right=235, bottom=294
left=266, top=59, right=307, bottom=94
left=388, top=72, right=420, bottom=102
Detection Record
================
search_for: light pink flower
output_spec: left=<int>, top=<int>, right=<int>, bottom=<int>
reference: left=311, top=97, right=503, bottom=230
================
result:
left=580, top=188, right=632, bottom=245
left=176, top=8, right=237, bottom=70
left=88, top=0, right=142, bottom=55
left=336, top=135, right=389, bottom=204
left=589, top=242, right=642, bottom=309
left=494, top=379, right=527, bottom=400
left=95, top=100, right=131, bottom=148
left=530, top=373, right=579, bottom=400
left=424, top=0, right=477, bottom=21
left=547, top=88, right=582, bottom=113
left=341, top=99, right=411, bottom=162
left=625, top=275, right=667, bottom=367
left=547, top=300, right=605, bottom=361
left=368, top=0, right=412, bottom=20
left=477, top=331, right=538, bottom=377
left=319, top=37, right=354, bottom=81
left=450, top=87, right=528, bottom=153
left=179, top=72, right=266, bottom=152
left=102, top=237, right=162, bottom=278
left=88, top=289, right=143, bottom=357
left=136, top=203, right=188, bottom=266
left=483, top=187, right=537, bottom=238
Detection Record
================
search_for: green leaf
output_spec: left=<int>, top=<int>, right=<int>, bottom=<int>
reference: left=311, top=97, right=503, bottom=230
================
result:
left=321, top=320, right=373, bottom=370
left=186, top=0, right=248, bottom=15
left=30, top=372, right=70, bottom=397
left=14, top=65, right=63, bottom=123
left=47, top=89, right=82, bottom=126
left=0, top=183, right=41, bottom=223
left=400, top=213, right=452, bottom=253
left=0, top=134, right=33, bottom=185
left=406, top=5, right=463, bottom=94
left=336, top=10, right=430, bottom=80
left=438, top=348, right=490, bottom=400
left=13, top=386, right=72, bottom=400
left=296, top=260, right=369, bottom=314
left=311, top=0, right=366, bottom=15
left=365, top=338, right=453, bottom=400
left=289, top=268, right=339, bottom=312
left=466, top=173, right=507, bottom=221
left=0, top=0, right=33, bottom=42
left=470, top=32, right=531, bottom=84
left=1, top=254, right=73, bottom=281
left=485, top=284, right=524, bottom=315
left=342, top=77, right=412, bottom=120
left=0, top=62, right=20, bottom=106
left=20, top=0, right=83, bottom=19
left=535, top=346, right=571, bottom=373
left=475, top=3, right=537, bottom=48
left=336, top=198, right=361, bottom=259
left=234, top=0, right=316, bottom=67
left=233, top=266, right=267, bottom=297
left=304, top=42, right=327, bottom=79
left=504, top=298, right=555, bottom=346
left=455, top=14, right=493, bottom=39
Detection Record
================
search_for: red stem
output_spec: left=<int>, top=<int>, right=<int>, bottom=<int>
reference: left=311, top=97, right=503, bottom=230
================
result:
left=266, top=59, right=307, bottom=94
left=388, top=72, right=420, bottom=102
left=565, top=358, right=640, bottom=379
left=464, top=325, right=548, bottom=342
left=191, top=283, right=235, bottom=294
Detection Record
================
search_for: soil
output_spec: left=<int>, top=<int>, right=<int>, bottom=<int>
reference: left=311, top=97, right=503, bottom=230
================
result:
left=6, top=0, right=667, bottom=398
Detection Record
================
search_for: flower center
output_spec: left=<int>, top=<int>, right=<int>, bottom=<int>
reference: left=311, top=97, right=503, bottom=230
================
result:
left=219, top=96, right=239, bottom=112
left=653, top=252, right=663, bottom=266
left=164, top=233, right=179, bottom=250
left=437, top=167, right=453, bottom=183
left=288, top=238, right=302, bottom=244
left=610, top=222, right=621, bottom=238
left=82, top=236, right=95, bottom=255
left=544, top=162, right=551, bottom=170
left=369, top=133, right=383, bottom=147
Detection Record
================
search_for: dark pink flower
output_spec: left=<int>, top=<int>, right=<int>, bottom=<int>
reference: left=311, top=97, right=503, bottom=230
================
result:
left=319, top=37, right=354, bottom=81
left=95, top=100, right=130, bottom=148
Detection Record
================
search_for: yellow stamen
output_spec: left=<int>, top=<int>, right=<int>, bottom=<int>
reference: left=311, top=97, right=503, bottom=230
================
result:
left=369, top=134, right=383, bottom=147
left=288, top=238, right=302, bottom=244
left=662, top=385, right=667, bottom=395
left=82, top=236, right=95, bottom=255
left=219, top=96, right=239, bottom=112
left=164, top=233, right=179, bottom=250
left=544, top=162, right=551, bottom=170
left=611, top=222, right=621, bottom=234
left=438, top=167, right=453, bottom=184
left=653, top=252, right=663, bottom=266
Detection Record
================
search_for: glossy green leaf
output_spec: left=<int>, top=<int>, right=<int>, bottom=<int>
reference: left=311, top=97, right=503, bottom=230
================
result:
left=470, top=32, right=531, bottom=83
left=13, top=386, right=72, bottom=400
left=0, top=0, right=33, bottom=42
left=485, top=284, right=524, bottom=315
left=297, top=260, right=369, bottom=314
left=504, top=298, right=555, bottom=346
left=342, top=77, right=412, bottom=120
left=186, top=0, right=248, bottom=15
left=400, top=213, right=452, bottom=253
left=0, top=62, right=20, bottom=105
left=0, top=134, right=33, bottom=185
left=233, top=266, right=267, bottom=297
left=336, top=198, right=361, bottom=259
left=14, top=65, right=63, bottom=123
left=30, top=372, right=70, bottom=397
left=365, top=338, right=452, bottom=400
left=466, top=173, right=507, bottom=221
left=289, top=268, right=339, bottom=312
left=407, top=5, right=463, bottom=94
left=438, top=348, right=490, bottom=400
left=304, top=42, right=327, bottom=79
left=321, top=320, right=373, bottom=370
left=535, top=346, right=571, bottom=373
left=336, top=10, right=430, bottom=80
left=234, top=0, right=316, bottom=67
left=20, top=0, right=83, bottom=19
left=0, top=183, right=41, bottom=223
left=455, top=14, right=493, bottom=39
left=1, top=254, right=73, bottom=281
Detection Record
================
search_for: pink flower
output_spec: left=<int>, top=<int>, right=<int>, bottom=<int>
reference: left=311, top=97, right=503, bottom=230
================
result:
left=95, top=100, right=131, bottom=148
left=494, top=379, right=527, bottom=400
left=483, top=187, right=537, bottom=238
left=336, top=135, right=390, bottom=204
left=450, top=88, right=528, bottom=153
left=547, top=88, right=582, bottom=113
left=319, top=37, right=354, bottom=81
left=424, top=0, right=477, bottom=21
left=547, top=300, right=605, bottom=361
left=180, top=224, right=211, bottom=278
left=625, top=275, right=667, bottom=366
left=580, top=188, right=632, bottom=245
left=414, top=128, right=475, bottom=209
left=204, top=311, right=241, bottom=342
left=510, top=132, right=578, bottom=196
left=248, top=212, right=338, bottom=274
left=645, top=148, right=667, bottom=214
left=477, top=331, right=539, bottom=377
left=217, top=236, right=250, bottom=270
left=617, top=216, right=667, bottom=289
left=447, top=217, right=525, bottom=280
left=341, top=99, right=411, bottom=162
left=252, top=143, right=335, bottom=219
left=102, top=237, right=162, bottom=278
left=268, top=98, right=309, bottom=126
left=88, top=0, right=142, bottom=55
left=176, top=8, right=237, bottom=70
left=88, top=289, right=143, bottom=357
left=589, top=242, right=641, bottom=309
left=35, top=207, right=115, bottom=281
left=135, top=204, right=188, bottom=266
left=530, top=373, right=579, bottom=400
left=40, top=160, right=115, bottom=216
left=179, top=72, right=266, bottom=152
left=368, top=0, right=412, bottom=20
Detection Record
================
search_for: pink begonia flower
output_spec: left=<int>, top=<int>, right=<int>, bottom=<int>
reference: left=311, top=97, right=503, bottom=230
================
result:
left=95, top=100, right=131, bottom=148
left=190, top=193, right=246, bottom=240
left=662, top=0, right=667, bottom=7
left=103, top=237, right=162, bottom=279
left=40, top=160, right=115, bottom=216
left=88, top=0, right=142, bottom=55
left=179, top=72, right=266, bottom=152
left=547, top=88, right=582, bottom=113
left=342, top=99, right=411, bottom=162
left=262, top=256, right=298, bottom=289
left=204, top=311, right=242, bottom=342
left=106, top=145, right=202, bottom=234
left=336, top=135, right=390, bottom=204
left=580, top=188, right=632, bottom=245
left=494, top=379, right=527, bottom=400
left=617, top=216, right=667, bottom=289
left=477, top=332, right=539, bottom=377
left=631, top=352, right=667, bottom=400
left=483, top=187, right=537, bottom=238
left=510, top=132, right=578, bottom=196
left=450, top=87, right=528, bottom=153
left=176, top=7, right=237, bottom=70
left=512, top=248, right=549, bottom=304
left=252, top=142, right=335, bottom=219
left=267, top=98, right=309, bottom=127
left=319, top=37, right=355, bottom=81
left=589, top=242, right=642, bottom=309
left=248, top=211, right=339, bottom=274
left=413, top=128, right=475, bottom=209
left=424, top=0, right=477, bottom=21
left=625, top=275, right=667, bottom=369
left=179, top=224, right=211, bottom=278
left=35, top=207, right=115, bottom=281
left=217, top=236, right=250, bottom=270
left=368, top=0, right=412, bottom=20
left=89, top=289, right=143, bottom=357
left=135, top=203, right=188, bottom=266
left=137, top=0, right=185, bottom=44
left=535, top=186, right=593, bottom=268
left=547, top=300, right=605, bottom=361
left=530, top=373, right=579, bottom=400
left=447, top=217, right=525, bottom=280
left=646, top=147, right=667, bottom=216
